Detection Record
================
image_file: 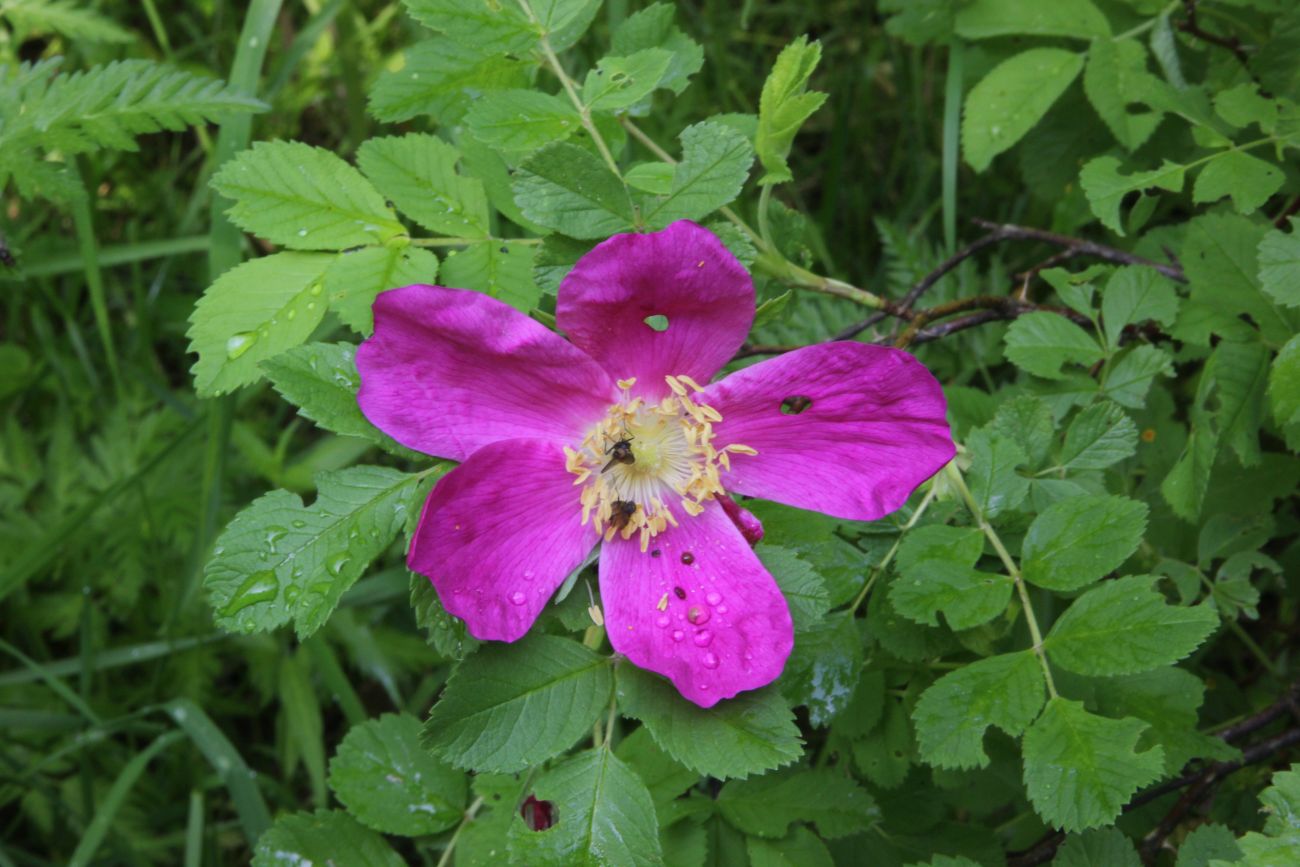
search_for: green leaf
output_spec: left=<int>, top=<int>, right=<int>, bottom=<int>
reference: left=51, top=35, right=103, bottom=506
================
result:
left=1103, top=345, right=1173, bottom=409
left=204, top=466, right=422, bottom=638
left=1211, top=766, right=1300, bottom=865
left=441, top=240, right=541, bottom=313
left=367, top=37, right=530, bottom=125
left=512, top=142, right=636, bottom=239
left=402, top=0, right=537, bottom=55
left=755, top=36, right=828, bottom=185
left=758, top=546, right=830, bottom=632
left=1021, top=495, right=1148, bottom=591
left=1053, top=828, right=1141, bottom=867
left=747, top=826, right=835, bottom=867
left=262, top=342, right=420, bottom=458
left=506, top=748, right=662, bottom=866
left=963, top=49, right=1084, bottom=173
left=1183, top=212, right=1295, bottom=346
left=780, top=611, right=863, bottom=726
left=852, top=698, right=916, bottom=789
left=464, top=90, right=581, bottom=160
left=1162, top=429, right=1219, bottom=523
left=356, top=134, right=490, bottom=237
left=424, top=634, right=612, bottom=773
left=891, top=525, right=1010, bottom=631
left=1044, top=576, right=1218, bottom=676
left=609, top=3, right=704, bottom=96
left=410, top=572, right=479, bottom=660
left=718, top=767, right=877, bottom=839
left=1193, top=150, right=1285, bottom=216
left=328, top=713, right=467, bottom=836
left=1083, top=40, right=1162, bottom=151
left=1101, top=266, right=1179, bottom=348
left=615, top=726, right=698, bottom=808
left=912, top=651, right=1046, bottom=770
left=1207, top=340, right=1271, bottom=467
left=1003, top=312, right=1104, bottom=380
left=625, top=161, right=674, bottom=194
left=1270, top=335, right=1300, bottom=447
left=187, top=252, right=333, bottom=397
left=1176, top=824, right=1241, bottom=867
left=955, top=0, right=1109, bottom=40
left=1258, top=217, right=1300, bottom=308
left=1215, top=83, right=1277, bottom=132
left=966, top=427, right=1030, bottom=518
left=325, top=245, right=439, bottom=336
left=1079, top=156, right=1185, bottom=236
left=251, top=810, right=404, bottom=867
left=211, top=141, right=403, bottom=250
left=1022, top=698, right=1164, bottom=832
left=3, top=0, right=134, bottom=43
left=1060, top=401, right=1138, bottom=471
left=643, top=121, right=755, bottom=228
left=616, top=665, right=802, bottom=780
left=583, top=49, right=673, bottom=111
left=992, top=395, right=1056, bottom=468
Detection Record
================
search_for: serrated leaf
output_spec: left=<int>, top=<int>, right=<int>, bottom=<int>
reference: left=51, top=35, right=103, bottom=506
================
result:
left=1207, top=340, right=1270, bottom=467
left=1270, top=335, right=1300, bottom=449
left=755, top=36, right=827, bottom=185
left=615, top=727, right=698, bottom=808
left=1101, top=266, right=1179, bottom=348
left=441, top=240, right=540, bottom=312
left=533, top=234, right=596, bottom=293
left=1183, top=212, right=1296, bottom=345
left=1022, top=698, right=1163, bottom=832
left=1162, top=429, right=1219, bottom=522
left=1022, top=495, right=1148, bottom=591
left=966, top=427, right=1030, bottom=518
left=251, top=810, right=403, bottom=867
left=747, top=826, right=835, bottom=867
left=891, top=560, right=1012, bottom=631
left=610, top=3, right=703, bottom=96
left=1059, top=401, right=1138, bottom=471
left=1083, top=40, right=1162, bottom=151
left=424, top=634, right=612, bottom=773
left=912, top=651, right=1046, bottom=770
left=963, top=49, right=1084, bottom=173
left=1053, top=828, right=1141, bottom=867
left=955, top=0, right=1109, bottom=39
left=464, top=90, right=582, bottom=160
left=410, top=571, right=479, bottom=659
left=1103, top=345, right=1173, bottom=409
left=367, top=37, right=530, bottom=125
left=625, top=161, right=674, bottom=194
left=1215, top=83, right=1277, bottom=132
left=211, top=141, right=403, bottom=250
left=506, top=748, right=661, bottom=866
left=583, top=49, right=673, bottom=111
left=643, top=121, right=754, bottom=228
left=263, top=342, right=421, bottom=458
left=718, top=767, right=877, bottom=840
left=187, top=252, right=333, bottom=396
left=1004, top=312, right=1103, bottom=380
left=780, top=611, right=863, bottom=727
left=3, top=0, right=134, bottom=43
left=1176, top=824, right=1240, bottom=867
left=758, top=546, right=830, bottom=632
left=1044, top=576, right=1218, bottom=676
left=616, top=665, right=802, bottom=780
left=1217, top=765, right=1300, bottom=865
left=852, top=698, right=914, bottom=788
left=204, top=466, right=422, bottom=638
left=328, top=713, right=467, bottom=836
left=325, top=245, right=439, bottom=335
left=1079, top=156, right=1185, bottom=236
left=1193, top=150, right=1284, bottom=216
left=512, top=141, right=636, bottom=239
left=356, top=134, right=490, bottom=237
left=992, top=395, right=1056, bottom=467
left=402, top=0, right=537, bottom=55
left=1259, top=218, right=1300, bottom=308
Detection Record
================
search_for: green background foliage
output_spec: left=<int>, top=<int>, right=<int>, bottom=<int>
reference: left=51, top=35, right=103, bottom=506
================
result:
left=5, top=0, right=1300, bottom=865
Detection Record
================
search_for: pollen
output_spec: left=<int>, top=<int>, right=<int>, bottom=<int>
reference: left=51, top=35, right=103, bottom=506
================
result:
left=566, top=375, right=756, bottom=549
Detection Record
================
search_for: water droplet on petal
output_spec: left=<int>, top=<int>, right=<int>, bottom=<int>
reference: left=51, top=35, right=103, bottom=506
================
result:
left=671, top=630, right=684, bottom=642
left=705, top=592, right=722, bottom=606
left=693, top=630, right=713, bottom=647
left=701, top=652, right=719, bottom=669
left=509, top=591, right=526, bottom=606
left=655, top=614, right=671, bottom=628
left=687, top=606, right=710, bottom=625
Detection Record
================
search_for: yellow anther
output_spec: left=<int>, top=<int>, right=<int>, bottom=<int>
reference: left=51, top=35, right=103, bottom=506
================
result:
left=657, top=593, right=669, bottom=611
left=617, top=377, right=637, bottom=390
left=675, top=374, right=706, bottom=392
left=664, top=375, right=688, bottom=396
left=681, top=498, right=705, bottom=516
left=726, top=443, right=758, bottom=455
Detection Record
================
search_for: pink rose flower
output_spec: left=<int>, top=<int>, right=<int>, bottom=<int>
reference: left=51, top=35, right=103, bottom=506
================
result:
left=357, top=221, right=954, bottom=707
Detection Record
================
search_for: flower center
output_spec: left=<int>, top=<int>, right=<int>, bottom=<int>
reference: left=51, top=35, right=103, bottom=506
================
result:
left=565, top=375, right=756, bottom=550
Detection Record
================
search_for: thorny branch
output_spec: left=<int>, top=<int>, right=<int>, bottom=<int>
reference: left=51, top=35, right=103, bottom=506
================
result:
left=1007, top=681, right=1300, bottom=867
left=1177, top=0, right=1251, bottom=66
left=736, top=218, right=1185, bottom=358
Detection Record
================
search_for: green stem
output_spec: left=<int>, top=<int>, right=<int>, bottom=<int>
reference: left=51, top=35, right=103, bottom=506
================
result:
left=1114, top=0, right=1180, bottom=41
left=849, top=484, right=938, bottom=614
left=436, top=796, right=485, bottom=867
left=944, top=463, right=1059, bottom=698
left=409, top=236, right=541, bottom=248
left=757, top=183, right=774, bottom=250
left=71, top=162, right=123, bottom=398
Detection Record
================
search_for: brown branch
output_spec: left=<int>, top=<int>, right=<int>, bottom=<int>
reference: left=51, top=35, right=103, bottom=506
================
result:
left=968, top=219, right=1186, bottom=284
left=1177, top=0, right=1250, bottom=66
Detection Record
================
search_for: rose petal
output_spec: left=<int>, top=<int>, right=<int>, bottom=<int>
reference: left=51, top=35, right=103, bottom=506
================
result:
left=358, top=284, right=616, bottom=461
left=556, top=221, right=753, bottom=400
left=717, top=493, right=764, bottom=546
left=409, top=438, right=598, bottom=641
left=701, top=342, right=955, bottom=521
left=600, top=502, right=792, bottom=708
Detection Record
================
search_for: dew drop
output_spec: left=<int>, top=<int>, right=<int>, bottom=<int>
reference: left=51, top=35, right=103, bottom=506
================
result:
left=292, top=519, right=306, bottom=529
left=705, top=592, right=722, bottom=606
left=687, top=606, right=710, bottom=625
left=220, top=570, right=278, bottom=616
left=701, top=652, right=719, bottom=670
left=326, top=552, right=351, bottom=576
left=284, top=585, right=301, bottom=604
left=297, top=228, right=308, bottom=237
left=509, top=591, right=526, bottom=606
left=681, top=552, right=695, bottom=565
left=225, top=332, right=256, bottom=359
left=655, top=614, right=671, bottom=628
left=671, top=630, right=684, bottom=642
left=692, top=630, right=713, bottom=647
left=309, top=282, right=323, bottom=296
